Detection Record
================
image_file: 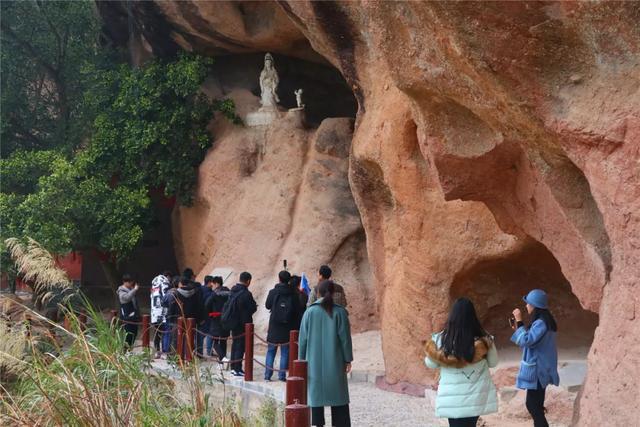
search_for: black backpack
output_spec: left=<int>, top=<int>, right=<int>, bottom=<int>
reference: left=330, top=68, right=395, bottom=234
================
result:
left=272, top=293, right=295, bottom=324
left=221, top=291, right=242, bottom=331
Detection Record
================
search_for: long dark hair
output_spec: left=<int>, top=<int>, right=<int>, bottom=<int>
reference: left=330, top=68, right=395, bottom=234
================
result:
left=318, top=280, right=335, bottom=317
left=531, top=308, right=558, bottom=332
left=441, top=298, right=488, bottom=362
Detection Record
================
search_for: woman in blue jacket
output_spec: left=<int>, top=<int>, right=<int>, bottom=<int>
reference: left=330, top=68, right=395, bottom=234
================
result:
left=511, top=289, right=559, bottom=427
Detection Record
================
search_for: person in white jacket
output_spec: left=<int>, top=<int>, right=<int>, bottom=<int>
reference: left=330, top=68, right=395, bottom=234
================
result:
left=424, top=297, right=499, bottom=427
left=150, top=270, right=171, bottom=356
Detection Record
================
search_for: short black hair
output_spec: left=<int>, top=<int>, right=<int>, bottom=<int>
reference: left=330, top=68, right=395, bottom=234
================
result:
left=279, top=270, right=291, bottom=284
left=122, top=273, right=133, bottom=282
left=212, top=276, right=224, bottom=285
left=319, top=265, right=332, bottom=279
left=162, top=270, right=172, bottom=277
left=180, top=275, right=192, bottom=286
left=239, top=271, right=252, bottom=283
left=204, top=275, right=214, bottom=284
left=171, top=277, right=181, bottom=288
left=183, top=268, right=195, bottom=279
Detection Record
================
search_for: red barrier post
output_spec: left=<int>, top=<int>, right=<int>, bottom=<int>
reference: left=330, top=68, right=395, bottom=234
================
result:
left=286, top=376, right=305, bottom=406
left=292, top=360, right=308, bottom=404
left=79, top=312, right=87, bottom=331
left=142, top=314, right=151, bottom=349
left=285, top=400, right=310, bottom=427
left=288, top=330, right=299, bottom=375
left=186, top=318, right=195, bottom=362
left=177, top=317, right=185, bottom=362
left=244, top=323, right=254, bottom=381
left=64, top=315, right=71, bottom=331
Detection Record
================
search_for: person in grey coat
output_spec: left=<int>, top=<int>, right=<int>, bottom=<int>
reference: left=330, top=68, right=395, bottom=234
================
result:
left=117, top=273, right=140, bottom=349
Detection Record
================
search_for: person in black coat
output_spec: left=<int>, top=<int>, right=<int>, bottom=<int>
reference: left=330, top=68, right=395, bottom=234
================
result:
left=290, top=275, right=307, bottom=326
left=165, top=275, right=206, bottom=359
left=204, top=276, right=230, bottom=361
left=229, top=272, right=257, bottom=375
left=264, top=270, right=304, bottom=381
left=161, top=277, right=181, bottom=355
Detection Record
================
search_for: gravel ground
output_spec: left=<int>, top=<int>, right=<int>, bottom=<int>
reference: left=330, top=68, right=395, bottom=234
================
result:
left=348, top=382, right=439, bottom=427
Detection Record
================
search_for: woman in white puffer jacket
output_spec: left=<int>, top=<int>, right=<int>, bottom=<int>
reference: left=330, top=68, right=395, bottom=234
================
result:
left=425, top=297, right=499, bottom=427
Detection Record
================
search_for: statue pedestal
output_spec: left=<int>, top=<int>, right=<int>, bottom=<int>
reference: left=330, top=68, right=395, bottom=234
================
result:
left=285, top=108, right=305, bottom=128
left=245, top=107, right=282, bottom=127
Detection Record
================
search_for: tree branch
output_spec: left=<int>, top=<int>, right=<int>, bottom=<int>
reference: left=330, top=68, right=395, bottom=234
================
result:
left=36, top=0, right=65, bottom=69
left=0, top=22, right=59, bottom=79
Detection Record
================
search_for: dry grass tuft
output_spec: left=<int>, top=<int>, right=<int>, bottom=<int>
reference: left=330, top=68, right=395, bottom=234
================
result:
left=4, top=238, right=75, bottom=307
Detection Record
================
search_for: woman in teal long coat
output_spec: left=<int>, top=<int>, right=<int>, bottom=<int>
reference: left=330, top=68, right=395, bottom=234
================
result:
left=299, top=280, right=353, bottom=427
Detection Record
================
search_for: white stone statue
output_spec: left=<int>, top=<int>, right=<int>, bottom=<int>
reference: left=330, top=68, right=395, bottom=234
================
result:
left=294, top=89, right=304, bottom=109
left=259, top=53, right=279, bottom=109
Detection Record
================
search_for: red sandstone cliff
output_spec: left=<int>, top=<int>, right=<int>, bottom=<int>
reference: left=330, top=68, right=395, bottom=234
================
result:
left=100, top=2, right=640, bottom=424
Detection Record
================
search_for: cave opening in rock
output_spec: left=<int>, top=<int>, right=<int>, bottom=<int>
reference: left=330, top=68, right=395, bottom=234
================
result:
left=450, top=239, right=598, bottom=361
left=206, top=53, right=358, bottom=126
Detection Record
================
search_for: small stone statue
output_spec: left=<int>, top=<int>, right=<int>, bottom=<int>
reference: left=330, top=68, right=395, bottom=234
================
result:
left=294, top=89, right=304, bottom=109
left=259, top=53, right=279, bottom=109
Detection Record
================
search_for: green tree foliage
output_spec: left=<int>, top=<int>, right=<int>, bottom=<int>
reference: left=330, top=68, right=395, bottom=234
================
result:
left=1, top=0, right=100, bottom=155
left=0, top=1, right=238, bottom=291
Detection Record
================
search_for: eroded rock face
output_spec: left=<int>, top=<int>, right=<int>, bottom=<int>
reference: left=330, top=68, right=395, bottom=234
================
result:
left=172, top=87, right=375, bottom=332
left=282, top=2, right=638, bottom=424
left=102, top=1, right=640, bottom=423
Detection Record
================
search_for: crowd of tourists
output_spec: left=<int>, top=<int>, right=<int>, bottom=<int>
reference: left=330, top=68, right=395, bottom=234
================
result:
left=117, top=265, right=557, bottom=427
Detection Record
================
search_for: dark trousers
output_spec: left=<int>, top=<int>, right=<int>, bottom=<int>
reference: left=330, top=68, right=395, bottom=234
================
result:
left=123, top=323, right=138, bottom=349
left=448, top=416, right=479, bottom=427
left=230, top=328, right=245, bottom=371
left=213, top=337, right=228, bottom=361
left=153, top=323, right=162, bottom=351
left=153, top=323, right=171, bottom=352
left=526, top=383, right=549, bottom=427
left=196, top=320, right=209, bottom=357
left=311, top=405, right=350, bottom=427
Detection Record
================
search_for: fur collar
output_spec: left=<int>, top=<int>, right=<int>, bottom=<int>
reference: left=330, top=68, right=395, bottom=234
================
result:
left=425, top=335, right=492, bottom=368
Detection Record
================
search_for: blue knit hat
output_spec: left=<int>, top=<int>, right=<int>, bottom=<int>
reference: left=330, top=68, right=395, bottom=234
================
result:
left=523, top=289, right=548, bottom=309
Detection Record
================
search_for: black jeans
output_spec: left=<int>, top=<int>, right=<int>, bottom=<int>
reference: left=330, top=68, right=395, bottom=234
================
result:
left=213, top=337, right=228, bottom=361
left=123, top=323, right=137, bottom=349
left=153, top=323, right=162, bottom=351
left=448, top=416, right=479, bottom=427
left=311, top=405, right=350, bottom=427
left=230, top=328, right=245, bottom=371
left=526, top=382, right=549, bottom=427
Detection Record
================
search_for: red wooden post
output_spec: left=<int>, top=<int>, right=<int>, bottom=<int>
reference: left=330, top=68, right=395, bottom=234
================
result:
left=79, top=312, right=87, bottom=331
left=285, top=400, right=310, bottom=427
left=186, top=318, right=195, bottom=362
left=288, top=330, right=299, bottom=375
left=177, top=316, right=185, bottom=362
left=244, top=323, right=254, bottom=381
left=292, top=360, right=308, bottom=404
left=286, top=376, right=305, bottom=406
left=142, top=314, right=151, bottom=349
left=64, top=314, right=71, bottom=331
